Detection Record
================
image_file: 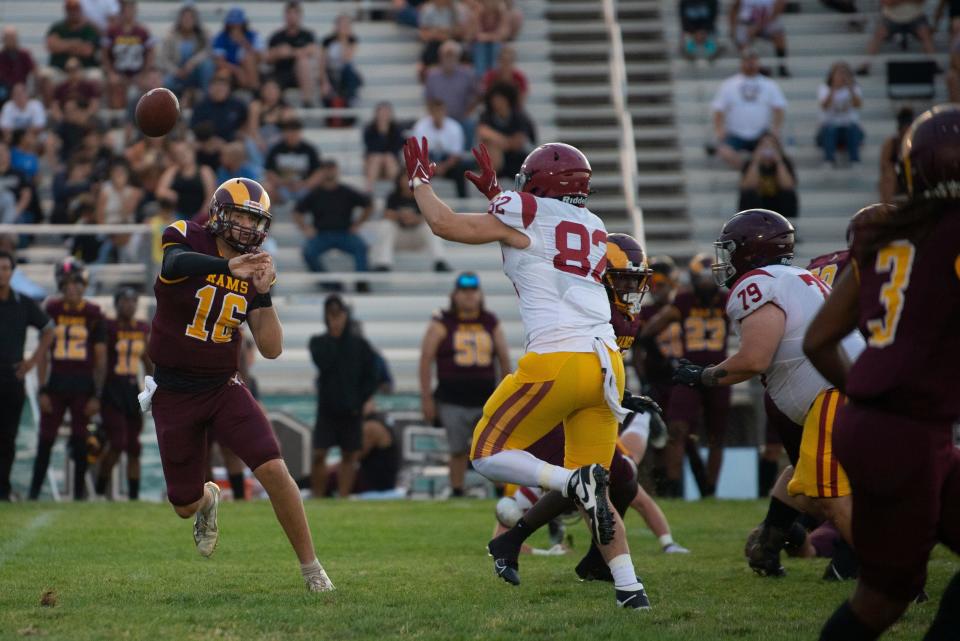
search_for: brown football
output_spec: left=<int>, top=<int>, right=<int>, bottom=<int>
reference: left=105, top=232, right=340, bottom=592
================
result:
left=135, top=88, right=180, bottom=138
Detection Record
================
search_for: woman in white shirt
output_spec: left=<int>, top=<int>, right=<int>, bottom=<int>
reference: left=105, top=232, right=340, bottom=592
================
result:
left=816, top=62, right=864, bottom=167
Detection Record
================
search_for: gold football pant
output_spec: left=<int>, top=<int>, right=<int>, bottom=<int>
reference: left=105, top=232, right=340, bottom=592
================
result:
left=788, top=388, right=852, bottom=498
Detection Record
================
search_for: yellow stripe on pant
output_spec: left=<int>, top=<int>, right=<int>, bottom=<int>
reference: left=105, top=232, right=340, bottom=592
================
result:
left=787, top=388, right=851, bottom=498
left=470, top=349, right=625, bottom=470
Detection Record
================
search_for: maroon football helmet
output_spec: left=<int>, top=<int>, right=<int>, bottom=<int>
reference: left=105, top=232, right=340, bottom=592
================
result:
left=846, top=202, right=896, bottom=247
left=514, top=143, right=592, bottom=206
left=713, top=209, right=795, bottom=287
left=604, top=233, right=652, bottom=316
left=901, top=104, right=960, bottom=202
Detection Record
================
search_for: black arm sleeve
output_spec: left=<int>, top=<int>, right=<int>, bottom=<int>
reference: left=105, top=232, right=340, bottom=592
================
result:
left=162, top=244, right=232, bottom=280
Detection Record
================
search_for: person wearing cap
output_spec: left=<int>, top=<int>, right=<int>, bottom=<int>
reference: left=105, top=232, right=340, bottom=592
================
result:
left=95, top=287, right=152, bottom=500
left=419, top=272, right=510, bottom=496
left=710, top=48, right=787, bottom=169
left=264, top=116, right=322, bottom=205
left=308, top=295, right=381, bottom=498
left=212, top=6, right=263, bottom=90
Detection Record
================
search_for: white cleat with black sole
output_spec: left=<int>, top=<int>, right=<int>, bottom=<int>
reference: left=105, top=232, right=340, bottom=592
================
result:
left=194, top=481, right=221, bottom=558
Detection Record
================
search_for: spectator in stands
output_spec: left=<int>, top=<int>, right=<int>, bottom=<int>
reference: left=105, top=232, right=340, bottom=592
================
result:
left=69, top=195, right=103, bottom=263
left=159, top=4, right=214, bottom=106
left=266, top=1, right=319, bottom=106
left=738, top=133, right=798, bottom=218
left=10, top=129, right=41, bottom=182
left=469, top=0, right=510, bottom=77
left=309, top=294, right=380, bottom=498
left=366, top=174, right=450, bottom=272
left=363, top=102, right=404, bottom=191
left=0, top=143, right=31, bottom=225
left=264, top=116, right=322, bottom=205
left=42, top=0, right=102, bottom=103
left=247, top=78, right=292, bottom=158
left=816, top=62, right=863, bottom=167
left=80, top=0, right=119, bottom=33
left=710, top=48, right=786, bottom=169
left=50, top=57, right=101, bottom=123
left=393, top=0, right=428, bottom=28
left=155, top=140, right=216, bottom=220
left=679, top=0, right=719, bottom=61
left=935, top=0, right=960, bottom=37
left=212, top=7, right=263, bottom=90
left=504, top=0, right=523, bottom=40
left=425, top=40, right=479, bottom=145
left=0, top=84, right=47, bottom=139
left=729, top=0, right=789, bottom=76
left=857, top=0, right=935, bottom=76
left=0, top=28, right=36, bottom=106
left=481, top=45, right=527, bottom=104
left=189, top=74, right=248, bottom=142
left=321, top=14, right=363, bottom=109
left=101, top=0, right=154, bottom=109
left=412, top=98, right=468, bottom=197
left=419, top=271, right=510, bottom=497
left=145, top=195, right=176, bottom=265
left=95, top=159, right=142, bottom=263
left=51, top=152, right=94, bottom=224
left=294, top=160, right=373, bottom=274
left=878, top=107, right=913, bottom=204
left=476, top=83, right=535, bottom=178
left=124, top=133, right=169, bottom=199
left=217, top=141, right=261, bottom=183
left=419, top=0, right=470, bottom=70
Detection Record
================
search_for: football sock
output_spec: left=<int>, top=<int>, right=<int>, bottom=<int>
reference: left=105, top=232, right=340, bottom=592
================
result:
left=658, top=534, right=675, bottom=548
left=29, top=441, right=53, bottom=499
left=924, top=571, right=960, bottom=640
left=73, top=457, right=87, bottom=500
left=128, top=478, right=140, bottom=501
left=608, top=554, right=642, bottom=591
left=500, top=518, right=533, bottom=546
left=471, top=450, right=570, bottom=490
left=765, top=496, right=799, bottom=531
left=819, top=601, right=880, bottom=641
left=95, top=474, right=109, bottom=496
left=514, top=490, right=574, bottom=533
left=758, top=458, right=778, bottom=496
left=451, top=488, right=464, bottom=497
left=229, top=473, right=245, bottom=500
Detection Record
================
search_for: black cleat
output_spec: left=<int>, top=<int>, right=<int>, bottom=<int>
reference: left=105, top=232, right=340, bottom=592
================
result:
left=913, top=589, right=929, bottom=604
left=746, top=524, right=787, bottom=577
left=487, top=533, right=522, bottom=586
left=822, top=538, right=858, bottom=581
left=616, top=587, right=651, bottom=610
left=783, top=520, right=809, bottom=557
left=575, top=544, right=613, bottom=582
left=566, top=464, right=615, bottom=545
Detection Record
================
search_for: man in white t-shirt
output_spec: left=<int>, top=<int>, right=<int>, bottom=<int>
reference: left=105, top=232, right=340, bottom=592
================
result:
left=711, top=49, right=787, bottom=169
left=411, top=99, right=467, bottom=197
left=0, top=83, right=46, bottom=136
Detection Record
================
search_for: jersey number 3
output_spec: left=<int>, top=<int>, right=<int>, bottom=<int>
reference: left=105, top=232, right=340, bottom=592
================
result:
left=553, top=221, right=606, bottom=282
left=867, top=241, right=915, bottom=348
left=185, top=285, right=247, bottom=343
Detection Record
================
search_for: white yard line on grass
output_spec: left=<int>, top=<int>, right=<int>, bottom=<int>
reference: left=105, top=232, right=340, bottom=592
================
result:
left=0, top=512, right=57, bottom=567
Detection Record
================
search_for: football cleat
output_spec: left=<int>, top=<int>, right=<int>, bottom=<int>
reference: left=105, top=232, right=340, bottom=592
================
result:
left=822, top=538, right=858, bottom=581
left=194, top=482, right=221, bottom=558
left=746, top=523, right=786, bottom=577
left=616, top=587, right=651, bottom=610
left=487, top=534, right=522, bottom=586
left=304, top=565, right=336, bottom=592
left=565, top=464, right=615, bottom=546
left=663, top=543, right=690, bottom=554
left=575, top=544, right=613, bottom=582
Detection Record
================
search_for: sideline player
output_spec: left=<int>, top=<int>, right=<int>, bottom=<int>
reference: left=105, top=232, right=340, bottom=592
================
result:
left=145, top=177, right=333, bottom=591
left=805, top=105, right=960, bottom=640
left=29, top=258, right=106, bottom=501
left=95, top=288, right=152, bottom=500
left=404, top=138, right=650, bottom=608
left=641, top=254, right=729, bottom=497
left=672, top=209, right=864, bottom=578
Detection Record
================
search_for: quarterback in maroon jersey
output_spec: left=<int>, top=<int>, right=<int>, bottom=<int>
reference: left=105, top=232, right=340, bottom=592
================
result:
left=29, top=258, right=106, bottom=501
left=805, top=106, right=960, bottom=640
left=95, top=288, right=152, bottom=500
left=147, top=177, right=332, bottom=592
left=644, top=254, right=730, bottom=498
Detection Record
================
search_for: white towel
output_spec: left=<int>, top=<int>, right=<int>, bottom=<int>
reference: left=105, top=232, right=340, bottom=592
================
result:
left=138, top=375, right=157, bottom=413
left=593, top=338, right=631, bottom=424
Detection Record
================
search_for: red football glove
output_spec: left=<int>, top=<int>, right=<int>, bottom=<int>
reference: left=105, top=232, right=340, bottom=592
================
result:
left=403, top=136, right=435, bottom=188
left=464, top=143, right=502, bottom=200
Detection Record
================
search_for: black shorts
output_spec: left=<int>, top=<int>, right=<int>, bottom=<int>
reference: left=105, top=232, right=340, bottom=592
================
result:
left=314, top=410, right=363, bottom=452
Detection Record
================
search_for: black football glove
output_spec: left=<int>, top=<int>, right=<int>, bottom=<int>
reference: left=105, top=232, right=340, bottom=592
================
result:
left=622, top=389, right=663, bottom=416
left=672, top=359, right=705, bottom=388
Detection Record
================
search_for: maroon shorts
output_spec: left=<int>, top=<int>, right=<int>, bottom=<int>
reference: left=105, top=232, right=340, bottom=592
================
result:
left=666, top=385, right=731, bottom=445
left=525, top=424, right=565, bottom=466
left=834, top=402, right=960, bottom=601
left=152, top=380, right=281, bottom=506
left=102, top=401, right=143, bottom=457
left=763, top=392, right=802, bottom=465
left=39, top=392, right=91, bottom=445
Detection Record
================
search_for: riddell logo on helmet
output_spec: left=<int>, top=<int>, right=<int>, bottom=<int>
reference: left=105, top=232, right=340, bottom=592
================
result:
left=561, top=195, right=587, bottom=206
left=244, top=200, right=263, bottom=210
left=922, top=180, right=960, bottom=200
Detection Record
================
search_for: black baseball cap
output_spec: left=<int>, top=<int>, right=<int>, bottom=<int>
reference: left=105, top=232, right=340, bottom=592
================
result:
left=454, top=272, right=480, bottom=290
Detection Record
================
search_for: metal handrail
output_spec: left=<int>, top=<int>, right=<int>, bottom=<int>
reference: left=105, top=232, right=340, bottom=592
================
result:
left=600, top=0, right=646, bottom=247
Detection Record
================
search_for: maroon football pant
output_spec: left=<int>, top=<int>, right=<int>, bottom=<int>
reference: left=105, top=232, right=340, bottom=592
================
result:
left=38, top=392, right=91, bottom=445
left=834, top=402, right=960, bottom=602
left=152, top=380, right=281, bottom=506
left=667, top=385, right=731, bottom=446
left=101, top=402, right=143, bottom=457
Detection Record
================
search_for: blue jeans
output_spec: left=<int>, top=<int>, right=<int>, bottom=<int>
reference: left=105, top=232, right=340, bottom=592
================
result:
left=818, top=123, right=864, bottom=163
left=165, top=58, right=215, bottom=95
left=303, top=231, right=368, bottom=272
left=472, top=42, right=501, bottom=77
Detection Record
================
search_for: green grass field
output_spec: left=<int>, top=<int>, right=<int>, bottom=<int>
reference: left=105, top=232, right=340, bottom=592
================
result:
left=0, top=499, right=954, bottom=641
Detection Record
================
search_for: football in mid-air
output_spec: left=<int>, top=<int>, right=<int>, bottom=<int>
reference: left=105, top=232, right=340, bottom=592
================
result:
left=135, top=88, right=180, bottom=138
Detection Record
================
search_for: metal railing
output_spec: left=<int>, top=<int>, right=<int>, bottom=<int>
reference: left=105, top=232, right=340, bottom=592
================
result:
left=600, top=0, right=646, bottom=246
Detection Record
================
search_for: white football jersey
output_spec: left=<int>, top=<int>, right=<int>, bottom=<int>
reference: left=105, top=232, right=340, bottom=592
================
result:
left=489, top=191, right=616, bottom=354
left=726, top=264, right=865, bottom=424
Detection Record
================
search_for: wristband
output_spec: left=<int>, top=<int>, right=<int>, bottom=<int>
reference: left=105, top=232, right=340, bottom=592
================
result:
left=411, top=177, right=430, bottom=189
left=252, top=292, right=272, bottom=308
